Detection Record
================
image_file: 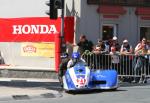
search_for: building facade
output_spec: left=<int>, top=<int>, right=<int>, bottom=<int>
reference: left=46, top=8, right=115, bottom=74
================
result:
left=66, top=0, right=150, bottom=47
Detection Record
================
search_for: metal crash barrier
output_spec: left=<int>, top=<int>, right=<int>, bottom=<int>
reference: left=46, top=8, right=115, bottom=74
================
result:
left=82, top=51, right=150, bottom=78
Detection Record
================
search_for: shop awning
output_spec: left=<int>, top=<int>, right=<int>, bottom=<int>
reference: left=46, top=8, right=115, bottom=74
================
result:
left=136, top=7, right=150, bottom=15
left=97, top=6, right=126, bottom=15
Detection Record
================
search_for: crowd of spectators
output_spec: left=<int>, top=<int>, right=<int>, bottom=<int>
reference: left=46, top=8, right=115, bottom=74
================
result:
left=76, top=35, right=150, bottom=83
left=76, top=35, right=149, bottom=55
left=76, top=35, right=150, bottom=58
left=60, top=34, right=150, bottom=83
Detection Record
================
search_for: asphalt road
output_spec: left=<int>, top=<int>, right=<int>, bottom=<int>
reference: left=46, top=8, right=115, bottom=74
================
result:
left=0, top=82, right=150, bottom=103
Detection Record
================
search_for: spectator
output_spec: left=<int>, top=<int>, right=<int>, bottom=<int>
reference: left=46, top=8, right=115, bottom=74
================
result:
left=120, top=39, right=133, bottom=55
left=103, top=40, right=110, bottom=53
left=110, top=36, right=120, bottom=52
left=93, top=39, right=110, bottom=54
left=92, top=39, right=110, bottom=68
left=77, top=35, right=93, bottom=55
left=110, top=46, right=120, bottom=73
left=120, top=39, right=133, bottom=82
left=93, top=39, right=105, bottom=54
left=132, top=37, right=149, bottom=83
left=134, top=38, right=148, bottom=55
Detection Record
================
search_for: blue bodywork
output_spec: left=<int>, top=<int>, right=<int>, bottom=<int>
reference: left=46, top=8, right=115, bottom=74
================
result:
left=63, top=62, right=118, bottom=91
left=91, top=70, right=118, bottom=89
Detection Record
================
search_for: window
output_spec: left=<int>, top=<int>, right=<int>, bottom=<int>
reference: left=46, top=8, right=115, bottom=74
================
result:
left=102, top=24, right=117, bottom=40
left=140, top=27, right=150, bottom=40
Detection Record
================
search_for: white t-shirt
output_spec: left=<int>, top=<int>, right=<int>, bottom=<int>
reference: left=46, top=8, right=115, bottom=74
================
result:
left=110, top=52, right=120, bottom=64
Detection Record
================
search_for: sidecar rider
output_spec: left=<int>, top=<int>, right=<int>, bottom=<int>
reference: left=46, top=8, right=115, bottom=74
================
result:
left=67, top=52, right=87, bottom=68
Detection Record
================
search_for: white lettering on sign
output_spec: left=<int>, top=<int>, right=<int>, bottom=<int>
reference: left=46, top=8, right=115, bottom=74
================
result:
left=12, top=25, right=58, bottom=34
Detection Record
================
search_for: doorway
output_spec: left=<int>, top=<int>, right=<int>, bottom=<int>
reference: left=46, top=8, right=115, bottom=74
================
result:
left=140, top=27, right=150, bottom=40
left=102, top=24, right=117, bottom=40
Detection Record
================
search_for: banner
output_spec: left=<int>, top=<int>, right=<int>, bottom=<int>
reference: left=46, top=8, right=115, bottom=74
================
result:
left=0, top=17, right=74, bottom=42
left=21, top=42, right=55, bottom=57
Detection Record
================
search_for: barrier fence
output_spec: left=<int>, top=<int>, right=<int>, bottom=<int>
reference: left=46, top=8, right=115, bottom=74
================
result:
left=82, top=52, right=150, bottom=78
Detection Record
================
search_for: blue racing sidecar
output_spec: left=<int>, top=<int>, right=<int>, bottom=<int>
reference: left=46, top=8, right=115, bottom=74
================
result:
left=62, top=62, right=118, bottom=91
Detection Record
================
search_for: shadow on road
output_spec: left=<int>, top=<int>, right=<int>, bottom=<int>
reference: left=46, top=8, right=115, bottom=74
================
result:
left=0, top=81, right=63, bottom=92
left=64, top=89, right=127, bottom=95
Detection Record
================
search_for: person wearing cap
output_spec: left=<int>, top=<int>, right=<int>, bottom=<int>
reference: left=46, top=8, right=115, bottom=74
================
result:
left=112, top=36, right=117, bottom=41
left=120, top=39, right=133, bottom=55
left=120, top=39, right=133, bottom=82
left=58, top=52, right=70, bottom=87
left=110, top=36, right=120, bottom=52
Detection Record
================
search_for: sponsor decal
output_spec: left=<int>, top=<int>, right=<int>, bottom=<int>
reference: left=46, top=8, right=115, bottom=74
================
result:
left=21, top=42, right=55, bottom=57
left=23, top=45, right=36, bottom=53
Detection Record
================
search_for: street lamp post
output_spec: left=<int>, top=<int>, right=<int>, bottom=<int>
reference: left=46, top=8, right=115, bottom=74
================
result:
left=45, top=0, right=65, bottom=72
left=61, top=0, right=64, bottom=38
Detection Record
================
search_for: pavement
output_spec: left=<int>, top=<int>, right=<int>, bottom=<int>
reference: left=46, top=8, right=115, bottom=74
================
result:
left=0, top=65, right=57, bottom=78
left=0, top=65, right=62, bottom=101
left=0, top=78, right=58, bottom=82
left=0, top=78, right=63, bottom=101
left=0, top=65, right=54, bottom=71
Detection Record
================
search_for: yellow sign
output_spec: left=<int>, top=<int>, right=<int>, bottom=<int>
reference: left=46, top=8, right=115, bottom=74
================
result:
left=21, top=42, right=55, bottom=57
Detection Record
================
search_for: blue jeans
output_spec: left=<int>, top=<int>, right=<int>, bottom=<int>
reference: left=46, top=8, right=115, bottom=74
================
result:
left=133, top=56, right=146, bottom=82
